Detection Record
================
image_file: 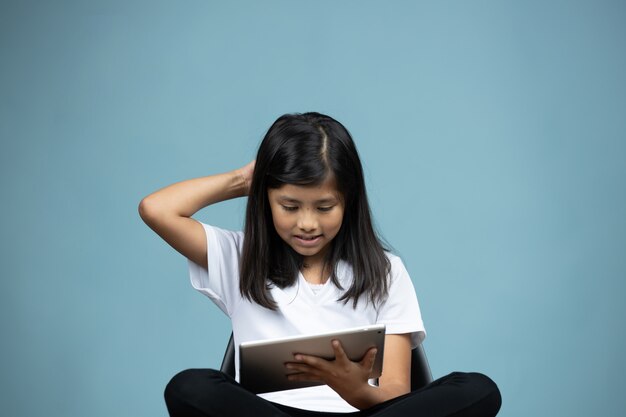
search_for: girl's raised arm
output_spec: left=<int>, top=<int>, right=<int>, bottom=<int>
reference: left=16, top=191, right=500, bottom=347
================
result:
left=138, top=161, right=255, bottom=268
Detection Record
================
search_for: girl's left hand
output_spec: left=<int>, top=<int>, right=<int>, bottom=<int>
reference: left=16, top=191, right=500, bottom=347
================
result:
left=285, top=339, right=377, bottom=402
left=236, top=160, right=256, bottom=196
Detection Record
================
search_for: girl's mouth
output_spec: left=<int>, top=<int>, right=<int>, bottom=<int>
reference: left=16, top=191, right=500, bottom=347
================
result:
left=294, top=235, right=322, bottom=246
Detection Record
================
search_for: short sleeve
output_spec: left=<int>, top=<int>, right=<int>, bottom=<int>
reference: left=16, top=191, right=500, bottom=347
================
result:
left=187, top=222, right=244, bottom=317
left=376, top=255, right=426, bottom=348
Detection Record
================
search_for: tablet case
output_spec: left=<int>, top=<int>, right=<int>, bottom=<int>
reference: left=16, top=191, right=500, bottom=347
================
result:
left=239, top=324, right=386, bottom=393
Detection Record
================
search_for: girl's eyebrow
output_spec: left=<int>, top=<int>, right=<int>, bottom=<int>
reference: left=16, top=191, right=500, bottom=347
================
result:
left=277, top=196, right=338, bottom=204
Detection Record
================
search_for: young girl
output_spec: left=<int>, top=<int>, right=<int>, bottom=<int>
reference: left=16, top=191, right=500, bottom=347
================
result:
left=139, top=112, right=501, bottom=416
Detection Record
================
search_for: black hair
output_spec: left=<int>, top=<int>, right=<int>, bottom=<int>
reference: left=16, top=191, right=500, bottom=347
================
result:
left=240, top=112, right=390, bottom=310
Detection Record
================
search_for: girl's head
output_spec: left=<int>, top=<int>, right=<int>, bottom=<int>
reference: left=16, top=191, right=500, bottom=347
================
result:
left=252, top=112, right=364, bottom=212
left=241, top=112, right=390, bottom=310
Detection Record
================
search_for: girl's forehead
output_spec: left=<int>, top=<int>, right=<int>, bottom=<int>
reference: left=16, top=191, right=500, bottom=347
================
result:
left=268, top=178, right=343, bottom=202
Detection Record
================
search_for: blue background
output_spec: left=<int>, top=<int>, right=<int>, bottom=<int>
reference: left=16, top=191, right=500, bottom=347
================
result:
left=1, top=1, right=625, bottom=416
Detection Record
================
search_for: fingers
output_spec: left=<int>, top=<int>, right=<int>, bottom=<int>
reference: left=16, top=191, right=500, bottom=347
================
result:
left=285, top=342, right=378, bottom=388
left=288, top=341, right=375, bottom=375
left=286, top=342, right=341, bottom=380
left=287, top=373, right=319, bottom=382
left=284, top=362, right=323, bottom=382
left=292, top=341, right=376, bottom=369
left=245, top=160, right=256, bottom=171
left=331, top=339, right=350, bottom=364
left=360, top=347, right=378, bottom=372
left=237, top=160, right=256, bottom=195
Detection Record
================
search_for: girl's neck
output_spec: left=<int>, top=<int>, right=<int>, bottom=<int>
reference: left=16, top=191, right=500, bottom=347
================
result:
left=301, top=261, right=331, bottom=285
left=300, top=244, right=332, bottom=284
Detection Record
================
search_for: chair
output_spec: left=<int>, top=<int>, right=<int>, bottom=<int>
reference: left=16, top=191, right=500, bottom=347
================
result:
left=220, top=333, right=433, bottom=391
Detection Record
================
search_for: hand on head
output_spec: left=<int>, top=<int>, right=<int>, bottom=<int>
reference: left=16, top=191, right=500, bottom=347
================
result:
left=237, top=160, right=256, bottom=196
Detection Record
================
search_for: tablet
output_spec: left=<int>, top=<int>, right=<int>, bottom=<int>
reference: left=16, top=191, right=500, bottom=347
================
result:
left=239, top=324, right=386, bottom=394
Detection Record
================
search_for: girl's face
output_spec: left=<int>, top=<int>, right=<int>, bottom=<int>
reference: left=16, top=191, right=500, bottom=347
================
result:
left=267, top=177, right=345, bottom=268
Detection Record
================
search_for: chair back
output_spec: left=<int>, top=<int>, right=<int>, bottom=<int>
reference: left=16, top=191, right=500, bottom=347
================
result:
left=219, top=334, right=236, bottom=378
left=409, top=343, right=433, bottom=390
left=219, top=333, right=433, bottom=391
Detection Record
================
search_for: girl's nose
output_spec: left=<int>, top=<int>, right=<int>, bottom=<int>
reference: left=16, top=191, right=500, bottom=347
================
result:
left=297, top=210, right=318, bottom=232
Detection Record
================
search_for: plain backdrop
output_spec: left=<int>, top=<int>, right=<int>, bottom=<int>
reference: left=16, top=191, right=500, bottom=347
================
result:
left=1, top=1, right=625, bottom=416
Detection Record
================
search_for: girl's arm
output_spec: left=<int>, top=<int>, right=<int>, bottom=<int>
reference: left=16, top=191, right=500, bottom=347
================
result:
left=286, top=333, right=412, bottom=410
left=138, top=161, right=255, bottom=267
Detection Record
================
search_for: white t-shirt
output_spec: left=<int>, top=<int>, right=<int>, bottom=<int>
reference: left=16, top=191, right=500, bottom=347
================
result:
left=188, top=222, right=426, bottom=413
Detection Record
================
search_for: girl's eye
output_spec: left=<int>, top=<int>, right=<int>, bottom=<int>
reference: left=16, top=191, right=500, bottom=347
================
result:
left=281, top=205, right=298, bottom=212
left=318, top=206, right=334, bottom=212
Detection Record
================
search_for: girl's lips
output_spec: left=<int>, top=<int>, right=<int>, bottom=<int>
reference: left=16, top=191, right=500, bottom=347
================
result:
left=294, top=235, right=322, bottom=246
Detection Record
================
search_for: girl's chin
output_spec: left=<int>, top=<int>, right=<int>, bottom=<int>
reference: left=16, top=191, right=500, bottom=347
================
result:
left=292, top=246, right=323, bottom=257
left=290, top=239, right=329, bottom=258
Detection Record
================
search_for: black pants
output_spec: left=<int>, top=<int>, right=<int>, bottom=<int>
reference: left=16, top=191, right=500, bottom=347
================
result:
left=164, top=369, right=501, bottom=417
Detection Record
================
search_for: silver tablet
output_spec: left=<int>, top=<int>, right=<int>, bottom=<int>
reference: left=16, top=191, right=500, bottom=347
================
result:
left=239, top=324, right=386, bottom=394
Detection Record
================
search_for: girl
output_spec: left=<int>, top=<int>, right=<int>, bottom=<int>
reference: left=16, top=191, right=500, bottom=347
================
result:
left=139, top=112, right=501, bottom=416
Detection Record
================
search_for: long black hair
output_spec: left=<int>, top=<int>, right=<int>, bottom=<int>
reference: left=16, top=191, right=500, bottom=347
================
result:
left=240, top=112, right=390, bottom=310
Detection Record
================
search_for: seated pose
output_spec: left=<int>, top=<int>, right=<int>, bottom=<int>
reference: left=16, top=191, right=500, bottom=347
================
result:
left=139, top=112, right=502, bottom=416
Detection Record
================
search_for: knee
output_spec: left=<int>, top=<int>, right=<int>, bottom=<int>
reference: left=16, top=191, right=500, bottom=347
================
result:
left=465, top=372, right=502, bottom=415
left=470, top=372, right=500, bottom=394
left=164, top=369, right=223, bottom=405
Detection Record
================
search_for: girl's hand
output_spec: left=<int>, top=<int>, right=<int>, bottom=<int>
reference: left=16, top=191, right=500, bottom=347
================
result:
left=236, top=160, right=256, bottom=196
left=285, top=340, right=378, bottom=406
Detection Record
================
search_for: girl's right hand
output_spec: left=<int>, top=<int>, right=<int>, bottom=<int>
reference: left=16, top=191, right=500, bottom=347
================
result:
left=139, top=159, right=256, bottom=268
left=237, top=160, right=256, bottom=196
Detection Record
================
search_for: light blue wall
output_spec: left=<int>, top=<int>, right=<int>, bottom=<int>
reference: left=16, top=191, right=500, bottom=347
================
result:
left=2, top=1, right=625, bottom=416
